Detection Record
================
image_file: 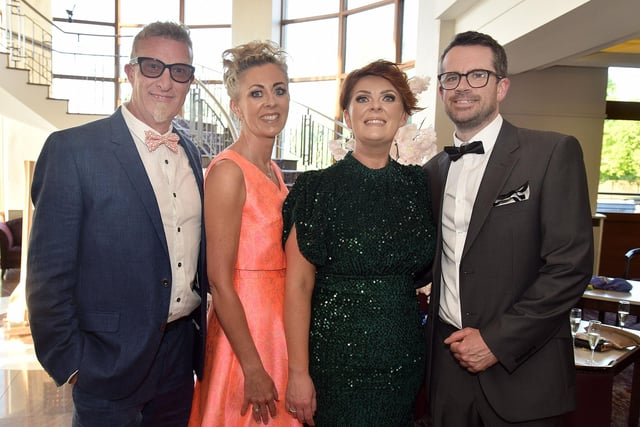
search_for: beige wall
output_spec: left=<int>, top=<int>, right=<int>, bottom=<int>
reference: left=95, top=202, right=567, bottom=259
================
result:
left=0, top=116, right=51, bottom=218
left=500, top=66, right=607, bottom=214
left=231, top=0, right=281, bottom=45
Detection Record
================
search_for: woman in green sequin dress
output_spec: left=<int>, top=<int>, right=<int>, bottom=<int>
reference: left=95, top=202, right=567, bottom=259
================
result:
left=282, top=60, right=435, bottom=426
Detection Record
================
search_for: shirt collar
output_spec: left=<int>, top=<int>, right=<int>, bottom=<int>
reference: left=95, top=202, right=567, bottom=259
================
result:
left=121, top=103, right=176, bottom=144
left=453, top=114, right=503, bottom=156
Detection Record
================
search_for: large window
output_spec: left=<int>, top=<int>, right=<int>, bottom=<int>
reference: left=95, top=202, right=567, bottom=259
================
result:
left=281, top=0, right=415, bottom=120
left=52, top=22, right=116, bottom=79
left=47, top=1, right=414, bottom=120
left=344, top=4, right=396, bottom=72
left=50, top=0, right=231, bottom=112
left=284, top=1, right=339, bottom=19
left=52, top=0, right=115, bottom=22
left=283, top=19, right=340, bottom=78
left=598, top=67, right=640, bottom=213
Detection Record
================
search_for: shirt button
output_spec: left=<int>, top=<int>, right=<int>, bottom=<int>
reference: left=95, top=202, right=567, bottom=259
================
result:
left=162, top=279, right=170, bottom=288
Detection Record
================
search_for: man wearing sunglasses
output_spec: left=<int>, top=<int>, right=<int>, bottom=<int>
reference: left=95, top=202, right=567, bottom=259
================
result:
left=423, top=31, right=593, bottom=426
left=27, top=21, right=207, bottom=426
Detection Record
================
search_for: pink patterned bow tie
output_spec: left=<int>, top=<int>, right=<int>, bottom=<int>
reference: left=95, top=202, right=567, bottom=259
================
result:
left=144, top=130, right=180, bottom=153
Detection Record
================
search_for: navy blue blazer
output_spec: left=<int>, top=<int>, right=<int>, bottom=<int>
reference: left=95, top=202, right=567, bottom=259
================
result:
left=26, top=108, right=208, bottom=400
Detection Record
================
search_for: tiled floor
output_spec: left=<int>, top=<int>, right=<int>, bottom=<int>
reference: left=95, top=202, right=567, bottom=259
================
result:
left=1, top=268, right=638, bottom=426
left=0, top=270, right=73, bottom=427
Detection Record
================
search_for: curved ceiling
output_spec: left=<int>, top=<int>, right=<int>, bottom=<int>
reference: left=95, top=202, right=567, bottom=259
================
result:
left=502, top=0, right=640, bottom=74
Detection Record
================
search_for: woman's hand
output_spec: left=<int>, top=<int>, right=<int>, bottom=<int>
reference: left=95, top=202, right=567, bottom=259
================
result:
left=416, top=283, right=432, bottom=304
left=241, top=368, right=279, bottom=425
left=285, top=371, right=317, bottom=426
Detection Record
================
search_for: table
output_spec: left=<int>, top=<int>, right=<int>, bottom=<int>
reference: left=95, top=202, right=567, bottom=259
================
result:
left=579, top=279, right=640, bottom=319
left=565, top=321, right=640, bottom=427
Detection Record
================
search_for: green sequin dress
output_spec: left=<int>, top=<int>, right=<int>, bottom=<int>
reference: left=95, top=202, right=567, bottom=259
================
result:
left=283, top=152, right=435, bottom=426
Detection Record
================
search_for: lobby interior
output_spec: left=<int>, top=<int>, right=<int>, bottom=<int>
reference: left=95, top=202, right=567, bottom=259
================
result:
left=2, top=0, right=640, bottom=425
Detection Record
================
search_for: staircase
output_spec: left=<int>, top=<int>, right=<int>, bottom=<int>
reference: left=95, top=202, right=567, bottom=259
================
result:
left=273, top=158, right=302, bottom=189
left=0, top=51, right=104, bottom=130
left=1, top=0, right=104, bottom=130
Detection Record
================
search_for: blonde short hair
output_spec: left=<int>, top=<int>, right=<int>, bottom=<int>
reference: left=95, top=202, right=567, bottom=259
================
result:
left=130, top=21, right=193, bottom=62
left=222, top=40, right=288, bottom=100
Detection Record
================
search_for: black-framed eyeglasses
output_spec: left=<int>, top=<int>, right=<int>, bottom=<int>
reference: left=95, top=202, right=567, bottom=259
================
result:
left=437, top=69, right=504, bottom=90
left=129, top=57, right=195, bottom=83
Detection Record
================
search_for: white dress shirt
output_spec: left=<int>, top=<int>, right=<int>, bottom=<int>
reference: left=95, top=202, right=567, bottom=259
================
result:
left=439, top=114, right=503, bottom=328
left=122, top=104, right=201, bottom=322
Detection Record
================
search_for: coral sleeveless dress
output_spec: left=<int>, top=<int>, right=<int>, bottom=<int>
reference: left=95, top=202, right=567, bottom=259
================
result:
left=189, top=150, right=298, bottom=426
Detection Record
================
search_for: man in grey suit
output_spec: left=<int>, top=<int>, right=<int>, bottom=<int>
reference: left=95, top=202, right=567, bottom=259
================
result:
left=423, top=31, right=593, bottom=426
left=26, top=22, right=207, bottom=426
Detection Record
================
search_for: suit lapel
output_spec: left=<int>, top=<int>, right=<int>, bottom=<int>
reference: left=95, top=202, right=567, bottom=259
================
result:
left=109, top=109, right=169, bottom=257
left=425, top=152, right=450, bottom=299
left=463, top=121, right=520, bottom=257
left=176, top=131, right=205, bottom=199
left=430, top=152, right=451, bottom=221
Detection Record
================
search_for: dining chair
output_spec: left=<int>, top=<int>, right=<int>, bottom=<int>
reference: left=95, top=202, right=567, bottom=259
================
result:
left=623, top=247, right=640, bottom=279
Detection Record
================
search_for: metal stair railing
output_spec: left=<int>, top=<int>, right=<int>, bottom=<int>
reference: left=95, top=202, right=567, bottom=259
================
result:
left=179, top=78, right=349, bottom=172
left=4, top=0, right=53, bottom=86
left=278, top=100, right=349, bottom=171
left=175, top=79, right=238, bottom=168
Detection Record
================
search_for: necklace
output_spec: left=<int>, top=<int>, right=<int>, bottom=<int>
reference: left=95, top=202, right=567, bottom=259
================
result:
left=265, top=163, right=274, bottom=180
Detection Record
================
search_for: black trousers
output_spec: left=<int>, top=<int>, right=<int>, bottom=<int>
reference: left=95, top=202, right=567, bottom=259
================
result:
left=429, top=318, right=562, bottom=427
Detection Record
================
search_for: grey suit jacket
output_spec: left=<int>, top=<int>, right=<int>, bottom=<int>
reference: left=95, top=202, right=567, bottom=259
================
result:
left=423, top=119, right=593, bottom=421
left=26, top=108, right=208, bottom=400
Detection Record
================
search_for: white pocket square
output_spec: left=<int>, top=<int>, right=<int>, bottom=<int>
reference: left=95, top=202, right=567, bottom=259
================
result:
left=493, top=182, right=530, bottom=207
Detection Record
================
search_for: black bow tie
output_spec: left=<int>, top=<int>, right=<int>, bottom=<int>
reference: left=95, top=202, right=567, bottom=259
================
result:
left=444, top=140, right=485, bottom=161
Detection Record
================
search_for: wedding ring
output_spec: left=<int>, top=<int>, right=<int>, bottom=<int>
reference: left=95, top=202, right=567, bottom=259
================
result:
left=288, top=407, right=297, bottom=414
left=254, top=406, right=260, bottom=413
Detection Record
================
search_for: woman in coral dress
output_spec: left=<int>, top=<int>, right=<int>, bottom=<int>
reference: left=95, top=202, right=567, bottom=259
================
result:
left=189, top=41, right=299, bottom=426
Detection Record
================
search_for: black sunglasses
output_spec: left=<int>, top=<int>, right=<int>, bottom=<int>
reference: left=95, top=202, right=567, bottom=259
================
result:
left=129, top=57, right=195, bottom=83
